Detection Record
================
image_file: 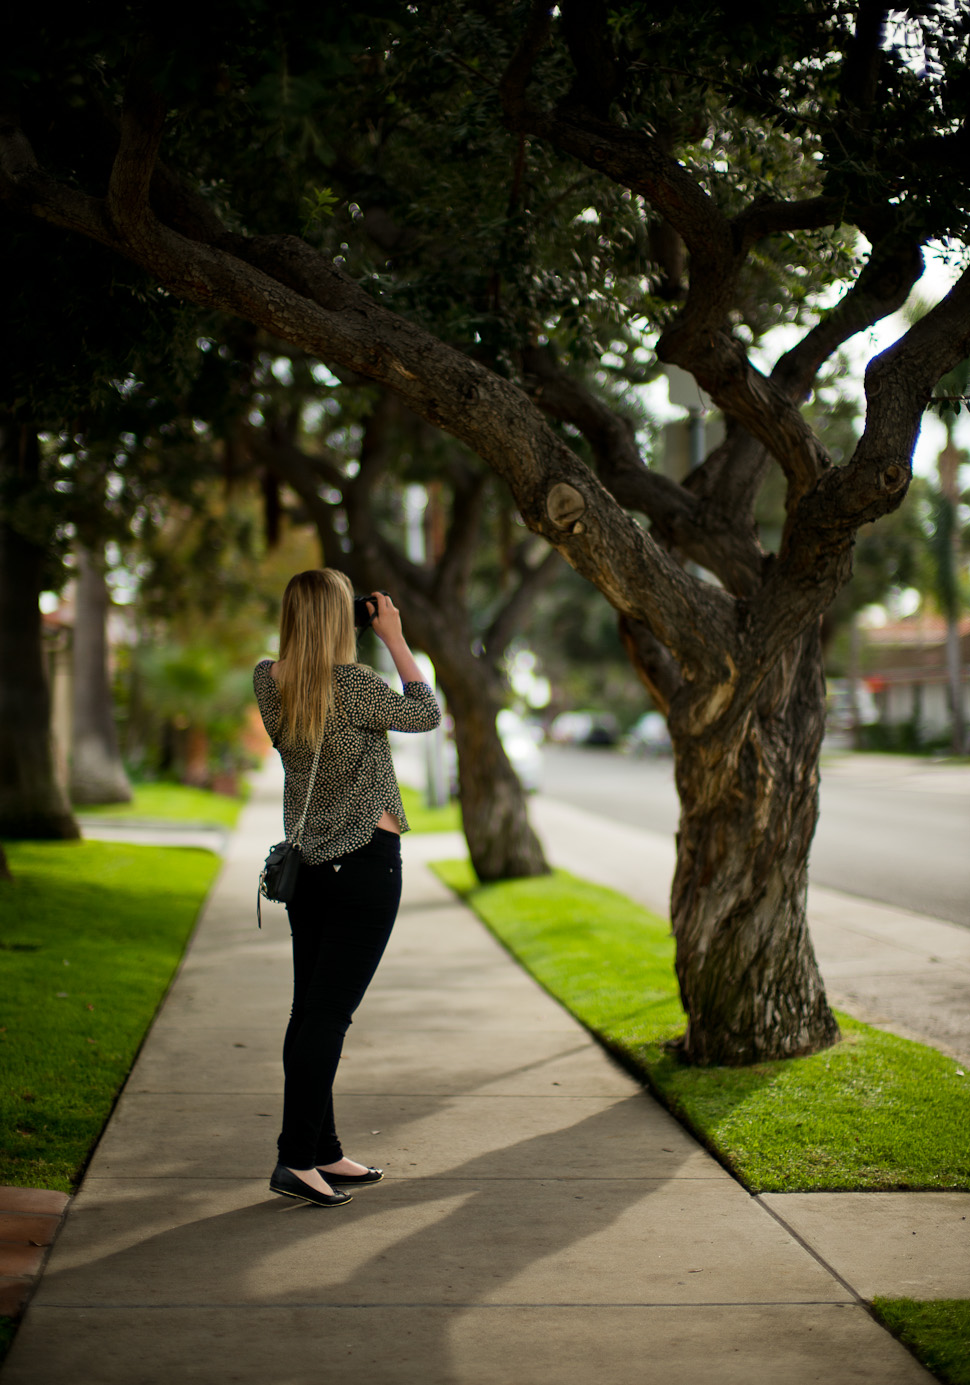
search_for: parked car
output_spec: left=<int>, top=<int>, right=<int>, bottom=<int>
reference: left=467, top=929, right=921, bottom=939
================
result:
left=622, top=711, right=672, bottom=757
left=547, top=710, right=620, bottom=747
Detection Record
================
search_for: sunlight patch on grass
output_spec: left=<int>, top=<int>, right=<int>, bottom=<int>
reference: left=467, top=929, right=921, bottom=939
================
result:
left=432, top=859, right=970, bottom=1193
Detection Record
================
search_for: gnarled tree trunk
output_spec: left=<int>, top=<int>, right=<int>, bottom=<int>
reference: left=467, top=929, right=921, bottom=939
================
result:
left=69, top=545, right=133, bottom=805
left=0, top=421, right=79, bottom=839
left=669, top=627, right=839, bottom=1064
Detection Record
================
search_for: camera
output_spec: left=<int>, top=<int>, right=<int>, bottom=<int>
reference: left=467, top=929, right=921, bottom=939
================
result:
left=354, top=591, right=389, bottom=629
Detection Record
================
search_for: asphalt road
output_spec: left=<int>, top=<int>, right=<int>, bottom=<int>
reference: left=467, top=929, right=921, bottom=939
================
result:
left=538, top=744, right=970, bottom=928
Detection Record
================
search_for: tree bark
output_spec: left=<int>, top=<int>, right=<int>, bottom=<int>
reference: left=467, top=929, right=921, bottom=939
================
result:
left=0, top=421, right=79, bottom=839
left=69, top=545, right=133, bottom=805
left=668, top=626, right=839, bottom=1064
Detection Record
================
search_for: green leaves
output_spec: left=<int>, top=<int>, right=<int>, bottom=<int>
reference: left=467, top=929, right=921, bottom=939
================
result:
left=301, top=185, right=341, bottom=234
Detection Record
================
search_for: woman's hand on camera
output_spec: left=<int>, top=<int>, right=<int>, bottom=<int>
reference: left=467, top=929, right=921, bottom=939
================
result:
left=369, top=593, right=428, bottom=687
left=369, top=591, right=403, bottom=646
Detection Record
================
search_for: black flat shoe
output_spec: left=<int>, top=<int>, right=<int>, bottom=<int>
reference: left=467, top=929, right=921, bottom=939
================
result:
left=318, top=1165, right=384, bottom=1185
left=269, top=1163, right=353, bottom=1207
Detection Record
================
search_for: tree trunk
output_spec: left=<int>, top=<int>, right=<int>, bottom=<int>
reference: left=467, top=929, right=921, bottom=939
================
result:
left=0, top=843, right=11, bottom=881
left=69, top=546, right=133, bottom=805
left=0, top=422, right=79, bottom=840
left=446, top=674, right=549, bottom=882
left=669, top=627, right=839, bottom=1065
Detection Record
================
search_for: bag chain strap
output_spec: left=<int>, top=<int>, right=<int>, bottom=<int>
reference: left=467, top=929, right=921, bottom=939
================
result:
left=290, top=736, right=324, bottom=851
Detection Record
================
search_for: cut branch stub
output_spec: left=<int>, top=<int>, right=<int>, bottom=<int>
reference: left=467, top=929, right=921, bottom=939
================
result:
left=882, top=464, right=908, bottom=493
left=546, top=481, right=587, bottom=532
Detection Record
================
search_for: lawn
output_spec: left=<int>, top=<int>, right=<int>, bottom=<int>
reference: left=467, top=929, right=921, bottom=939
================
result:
left=873, top=1300, right=970, bottom=1385
left=432, top=859, right=970, bottom=1193
left=0, top=839, right=220, bottom=1191
left=399, top=784, right=462, bottom=834
left=76, top=780, right=247, bottom=828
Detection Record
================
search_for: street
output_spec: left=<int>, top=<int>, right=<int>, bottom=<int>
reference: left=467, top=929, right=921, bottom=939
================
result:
left=538, top=745, right=970, bottom=929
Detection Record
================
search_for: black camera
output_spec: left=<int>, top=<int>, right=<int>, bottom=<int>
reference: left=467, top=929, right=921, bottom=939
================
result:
left=354, top=591, right=389, bottom=629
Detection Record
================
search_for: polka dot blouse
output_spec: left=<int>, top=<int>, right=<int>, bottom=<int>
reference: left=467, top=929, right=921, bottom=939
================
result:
left=253, top=660, right=441, bottom=863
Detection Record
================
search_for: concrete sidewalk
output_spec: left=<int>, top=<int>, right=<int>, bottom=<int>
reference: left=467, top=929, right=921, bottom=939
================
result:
left=4, top=765, right=968, bottom=1384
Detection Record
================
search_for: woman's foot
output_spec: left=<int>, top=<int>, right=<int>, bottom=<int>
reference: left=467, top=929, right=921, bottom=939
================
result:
left=317, top=1158, right=370, bottom=1178
left=268, top=1163, right=352, bottom=1207
left=317, top=1157, right=384, bottom=1185
left=286, top=1166, right=338, bottom=1194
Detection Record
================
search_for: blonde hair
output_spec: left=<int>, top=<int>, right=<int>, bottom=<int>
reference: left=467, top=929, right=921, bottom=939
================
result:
left=275, top=569, right=357, bottom=747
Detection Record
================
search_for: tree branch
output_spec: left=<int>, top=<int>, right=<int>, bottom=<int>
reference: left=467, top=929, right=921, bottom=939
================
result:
left=498, top=0, right=556, bottom=125
left=252, top=428, right=342, bottom=561
left=435, top=468, right=488, bottom=597
left=558, top=0, right=625, bottom=118
left=618, top=616, right=683, bottom=715
left=840, top=1, right=887, bottom=115
left=772, top=236, right=924, bottom=402
left=1, top=112, right=737, bottom=682
left=496, top=71, right=830, bottom=504
left=522, top=344, right=765, bottom=593
left=521, top=344, right=691, bottom=521
left=750, top=265, right=970, bottom=654
left=657, top=324, right=831, bottom=510
left=736, top=194, right=846, bottom=249
left=106, top=62, right=166, bottom=245
left=504, top=102, right=736, bottom=329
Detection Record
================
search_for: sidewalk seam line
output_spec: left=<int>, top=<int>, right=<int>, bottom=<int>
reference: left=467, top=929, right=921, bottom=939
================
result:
left=26, top=1299, right=859, bottom=1310
left=753, top=1194, right=865, bottom=1306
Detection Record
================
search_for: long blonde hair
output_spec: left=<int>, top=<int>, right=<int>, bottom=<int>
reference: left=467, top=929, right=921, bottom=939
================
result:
left=275, top=569, right=357, bottom=747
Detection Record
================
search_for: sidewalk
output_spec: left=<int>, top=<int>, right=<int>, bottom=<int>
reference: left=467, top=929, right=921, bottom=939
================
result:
left=3, top=763, right=967, bottom=1384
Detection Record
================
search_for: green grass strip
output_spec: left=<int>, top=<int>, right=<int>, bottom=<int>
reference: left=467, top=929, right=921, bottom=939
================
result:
left=432, top=859, right=970, bottom=1193
left=872, top=1300, right=970, bottom=1385
left=400, top=785, right=462, bottom=834
left=76, top=780, right=247, bottom=827
left=0, top=840, right=220, bottom=1192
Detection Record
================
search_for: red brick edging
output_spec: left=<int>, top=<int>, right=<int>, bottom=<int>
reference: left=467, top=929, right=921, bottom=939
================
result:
left=0, top=1187, right=71, bottom=1319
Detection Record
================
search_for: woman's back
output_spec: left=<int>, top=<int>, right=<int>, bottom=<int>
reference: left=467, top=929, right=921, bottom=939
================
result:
left=253, top=658, right=440, bottom=862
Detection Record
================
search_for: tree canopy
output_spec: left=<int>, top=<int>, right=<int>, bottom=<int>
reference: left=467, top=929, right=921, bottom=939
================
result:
left=3, top=1, right=969, bottom=1063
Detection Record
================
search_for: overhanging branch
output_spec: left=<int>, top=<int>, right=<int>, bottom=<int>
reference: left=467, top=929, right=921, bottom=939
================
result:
left=107, top=65, right=166, bottom=244
left=1, top=108, right=737, bottom=681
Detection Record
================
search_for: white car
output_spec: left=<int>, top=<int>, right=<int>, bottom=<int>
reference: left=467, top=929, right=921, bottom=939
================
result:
left=547, top=710, right=620, bottom=746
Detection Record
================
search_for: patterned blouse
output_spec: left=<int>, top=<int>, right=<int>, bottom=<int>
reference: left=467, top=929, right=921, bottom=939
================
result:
left=253, top=659, right=441, bottom=863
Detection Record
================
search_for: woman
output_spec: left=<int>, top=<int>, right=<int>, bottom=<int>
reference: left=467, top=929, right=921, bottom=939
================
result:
left=253, top=569, right=441, bottom=1208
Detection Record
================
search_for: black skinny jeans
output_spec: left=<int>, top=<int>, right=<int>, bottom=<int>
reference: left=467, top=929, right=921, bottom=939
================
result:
left=278, top=828, right=402, bottom=1169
